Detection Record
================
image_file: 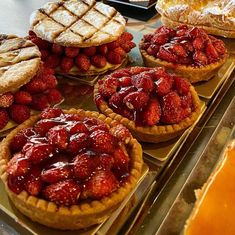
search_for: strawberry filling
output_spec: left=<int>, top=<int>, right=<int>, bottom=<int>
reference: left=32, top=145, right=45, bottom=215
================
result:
left=7, top=108, right=131, bottom=206
left=95, top=67, right=195, bottom=126
left=0, top=65, right=63, bottom=130
left=140, top=25, right=227, bottom=67
left=28, top=31, right=136, bottom=73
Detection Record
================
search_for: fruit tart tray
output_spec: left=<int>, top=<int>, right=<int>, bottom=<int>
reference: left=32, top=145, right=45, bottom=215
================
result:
left=0, top=163, right=151, bottom=235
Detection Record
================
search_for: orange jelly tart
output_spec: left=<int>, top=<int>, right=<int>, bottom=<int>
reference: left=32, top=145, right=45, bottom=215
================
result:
left=184, top=140, right=235, bottom=235
left=0, top=108, right=142, bottom=230
left=0, top=34, right=63, bottom=132
left=94, top=66, right=202, bottom=143
left=139, top=25, right=228, bottom=83
left=29, top=0, right=135, bottom=76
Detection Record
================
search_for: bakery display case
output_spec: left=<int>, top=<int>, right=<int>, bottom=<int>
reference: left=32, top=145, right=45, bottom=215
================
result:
left=0, top=0, right=234, bottom=234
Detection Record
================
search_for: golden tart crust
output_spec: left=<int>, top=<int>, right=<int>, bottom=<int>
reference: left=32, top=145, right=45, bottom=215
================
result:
left=30, top=0, right=126, bottom=47
left=140, top=45, right=228, bottom=84
left=94, top=83, right=202, bottom=143
left=156, top=0, right=235, bottom=38
left=0, top=34, right=41, bottom=94
left=0, top=109, right=143, bottom=230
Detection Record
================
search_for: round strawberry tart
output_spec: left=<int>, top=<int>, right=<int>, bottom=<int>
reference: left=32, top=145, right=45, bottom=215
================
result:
left=0, top=108, right=142, bottom=230
left=139, top=25, right=228, bottom=83
left=94, top=66, right=202, bottom=143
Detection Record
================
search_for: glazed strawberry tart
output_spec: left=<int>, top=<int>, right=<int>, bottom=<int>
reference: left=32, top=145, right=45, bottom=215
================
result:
left=94, top=67, right=202, bottom=143
left=0, top=34, right=63, bottom=133
left=139, top=25, right=228, bottom=83
left=0, top=108, right=142, bottom=230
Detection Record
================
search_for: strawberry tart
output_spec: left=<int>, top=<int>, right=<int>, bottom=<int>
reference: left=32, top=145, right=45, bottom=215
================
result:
left=0, top=108, right=142, bottom=229
left=94, top=66, right=202, bottom=143
left=139, top=25, right=228, bottom=83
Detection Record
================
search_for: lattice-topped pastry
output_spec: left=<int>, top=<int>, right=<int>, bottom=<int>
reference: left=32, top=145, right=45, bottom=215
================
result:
left=0, top=34, right=41, bottom=94
left=30, top=0, right=126, bottom=47
left=0, top=34, right=63, bottom=132
left=29, top=0, right=136, bottom=76
left=156, top=0, right=235, bottom=38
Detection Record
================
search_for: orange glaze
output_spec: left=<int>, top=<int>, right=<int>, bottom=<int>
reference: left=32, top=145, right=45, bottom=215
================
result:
left=185, top=142, right=235, bottom=235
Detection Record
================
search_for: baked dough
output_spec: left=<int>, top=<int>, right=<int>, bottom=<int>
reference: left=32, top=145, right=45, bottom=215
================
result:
left=156, top=0, right=235, bottom=38
left=30, top=0, right=126, bottom=47
left=0, top=34, right=41, bottom=94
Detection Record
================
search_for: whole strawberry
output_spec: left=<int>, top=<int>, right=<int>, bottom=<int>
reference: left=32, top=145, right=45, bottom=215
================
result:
left=6, top=153, right=31, bottom=177
left=41, top=163, right=71, bottom=184
left=48, top=125, right=69, bottom=150
left=90, top=130, right=117, bottom=154
left=75, top=54, right=91, bottom=71
left=161, top=91, right=183, bottom=124
left=72, top=152, right=95, bottom=179
left=67, top=133, right=90, bottom=155
left=112, top=147, right=129, bottom=172
left=25, top=167, right=42, bottom=196
left=43, top=179, right=81, bottom=206
left=82, top=170, right=119, bottom=199
left=0, top=108, right=9, bottom=129
left=31, top=94, right=50, bottom=111
left=65, top=47, right=80, bottom=58
left=10, top=128, right=36, bottom=152
left=46, top=89, right=63, bottom=105
left=25, top=143, right=54, bottom=164
left=0, top=92, right=14, bottom=108
left=173, top=76, right=190, bottom=95
left=34, top=119, right=60, bottom=136
left=40, top=107, right=63, bottom=119
left=123, top=91, right=149, bottom=110
left=98, top=76, right=119, bottom=99
left=132, top=74, right=154, bottom=92
left=14, top=91, right=32, bottom=105
left=9, top=104, right=30, bottom=124
left=142, top=98, right=161, bottom=126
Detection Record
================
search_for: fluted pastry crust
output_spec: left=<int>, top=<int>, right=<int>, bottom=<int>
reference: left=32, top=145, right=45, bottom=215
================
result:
left=30, top=0, right=126, bottom=47
left=0, top=109, right=143, bottom=230
left=0, top=34, right=41, bottom=94
left=156, top=0, right=235, bottom=38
